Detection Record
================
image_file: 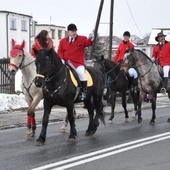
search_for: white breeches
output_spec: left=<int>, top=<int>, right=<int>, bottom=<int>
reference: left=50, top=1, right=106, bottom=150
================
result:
left=67, top=61, right=87, bottom=81
left=163, top=65, right=170, bottom=77
left=128, top=68, right=138, bottom=79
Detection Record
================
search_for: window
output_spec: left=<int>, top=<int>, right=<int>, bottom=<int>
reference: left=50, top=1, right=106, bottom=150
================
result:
left=21, top=20, right=27, bottom=31
left=51, top=29, right=55, bottom=39
left=10, top=18, right=16, bottom=30
left=58, top=30, right=62, bottom=39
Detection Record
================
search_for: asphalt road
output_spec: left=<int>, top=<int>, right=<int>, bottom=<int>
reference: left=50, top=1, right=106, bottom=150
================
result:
left=0, top=104, right=170, bottom=170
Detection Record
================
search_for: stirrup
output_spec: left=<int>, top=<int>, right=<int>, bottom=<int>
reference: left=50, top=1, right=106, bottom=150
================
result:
left=160, top=87, right=166, bottom=94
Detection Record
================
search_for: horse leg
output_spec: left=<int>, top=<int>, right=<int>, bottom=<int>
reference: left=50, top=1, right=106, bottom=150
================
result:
left=84, top=99, right=95, bottom=136
left=60, top=113, right=68, bottom=133
left=35, top=100, right=52, bottom=146
left=122, top=91, right=129, bottom=121
left=130, top=88, right=139, bottom=119
left=60, top=108, right=76, bottom=133
left=92, top=96, right=105, bottom=134
left=150, top=94, right=157, bottom=125
left=27, top=97, right=42, bottom=138
left=108, top=91, right=116, bottom=124
left=137, top=91, right=145, bottom=123
left=66, top=104, right=77, bottom=142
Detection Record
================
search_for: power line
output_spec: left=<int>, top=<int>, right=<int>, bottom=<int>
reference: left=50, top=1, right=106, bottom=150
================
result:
left=126, top=0, right=143, bottom=37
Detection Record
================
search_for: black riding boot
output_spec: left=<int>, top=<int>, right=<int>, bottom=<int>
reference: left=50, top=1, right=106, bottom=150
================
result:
left=160, top=77, right=168, bottom=94
left=80, top=81, right=87, bottom=100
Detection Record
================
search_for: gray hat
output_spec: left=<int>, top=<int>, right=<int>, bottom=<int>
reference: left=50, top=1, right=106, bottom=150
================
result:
left=155, top=31, right=166, bottom=42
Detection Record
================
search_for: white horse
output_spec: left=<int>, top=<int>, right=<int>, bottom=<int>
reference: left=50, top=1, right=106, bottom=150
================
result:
left=8, top=39, right=68, bottom=138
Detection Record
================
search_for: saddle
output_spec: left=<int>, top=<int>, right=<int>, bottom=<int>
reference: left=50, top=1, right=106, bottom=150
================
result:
left=65, top=64, right=93, bottom=87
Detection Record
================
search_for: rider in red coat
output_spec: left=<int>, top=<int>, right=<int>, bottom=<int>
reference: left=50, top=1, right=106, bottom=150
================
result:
left=152, top=31, right=170, bottom=94
left=57, top=23, right=94, bottom=100
left=113, top=31, right=134, bottom=63
left=31, top=30, right=53, bottom=57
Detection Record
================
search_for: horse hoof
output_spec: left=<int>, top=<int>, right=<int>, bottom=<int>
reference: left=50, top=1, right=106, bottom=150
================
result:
left=149, top=121, right=155, bottom=125
left=85, top=131, right=91, bottom=136
left=35, top=141, right=44, bottom=146
left=60, top=128, right=66, bottom=133
left=125, top=118, right=129, bottom=122
left=167, top=118, right=170, bottom=123
left=90, top=130, right=97, bottom=135
left=67, top=137, right=76, bottom=142
left=138, top=118, right=143, bottom=123
left=108, top=120, right=112, bottom=124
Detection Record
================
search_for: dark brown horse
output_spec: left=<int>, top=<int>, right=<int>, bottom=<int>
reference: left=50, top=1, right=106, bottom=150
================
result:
left=93, top=55, right=139, bottom=123
left=34, top=48, right=105, bottom=146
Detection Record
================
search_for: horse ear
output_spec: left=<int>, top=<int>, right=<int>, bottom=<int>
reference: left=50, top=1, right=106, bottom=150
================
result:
left=11, top=39, right=16, bottom=48
left=20, top=40, right=25, bottom=49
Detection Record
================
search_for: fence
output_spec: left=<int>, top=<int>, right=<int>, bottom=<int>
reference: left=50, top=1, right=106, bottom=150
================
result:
left=0, top=58, right=15, bottom=94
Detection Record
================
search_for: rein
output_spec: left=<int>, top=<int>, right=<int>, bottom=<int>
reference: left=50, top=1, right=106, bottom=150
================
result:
left=45, top=66, right=64, bottom=82
left=103, top=63, right=119, bottom=76
left=124, top=52, right=154, bottom=78
left=102, top=61, right=122, bottom=83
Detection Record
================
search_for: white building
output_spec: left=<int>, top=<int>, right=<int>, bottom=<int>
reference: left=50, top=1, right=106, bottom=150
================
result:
left=0, top=11, right=33, bottom=58
left=34, top=24, right=66, bottom=51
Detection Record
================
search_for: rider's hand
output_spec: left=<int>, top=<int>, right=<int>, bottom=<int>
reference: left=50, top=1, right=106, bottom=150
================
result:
left=88, top=32, right=94, bottom=41
left=61, top=59, right=65, bottom=64
left=151, top=57, right=155, bottom=62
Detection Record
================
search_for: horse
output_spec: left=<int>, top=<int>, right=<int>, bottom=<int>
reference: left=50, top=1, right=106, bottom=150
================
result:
left=8, top=39, right=43, bottom=138
left=93, top=55, right=139, bottom=123
left=34, top=48, right=105, bottom=146
left=8, top=39, right=71, bottom=138
left=123, top=48, right=170, bottom=124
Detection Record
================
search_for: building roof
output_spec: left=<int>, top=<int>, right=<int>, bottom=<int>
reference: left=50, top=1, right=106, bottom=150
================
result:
left=148, top=28, right=170, bottom=45
left=36, top=24, right=65, bottom=29
left=0, top=10, right=32, bottom=18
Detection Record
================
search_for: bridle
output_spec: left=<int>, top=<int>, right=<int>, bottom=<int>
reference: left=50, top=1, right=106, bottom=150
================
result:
left=9, top=48, right=35, bottom=70
left=123, top=51, right=153, bottom=78
left=36, top=64, right=64, bottom=82
left=99, top=59, right=122, bottom=83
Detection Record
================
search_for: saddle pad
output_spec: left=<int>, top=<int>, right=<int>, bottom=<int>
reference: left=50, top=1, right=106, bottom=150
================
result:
left=69, top=70, right=93, bottom=87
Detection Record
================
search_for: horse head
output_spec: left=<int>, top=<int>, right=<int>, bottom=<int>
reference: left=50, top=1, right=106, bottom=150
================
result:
left=34, top=48, right=63, bottom=88
left=8, top=39, right=25, bottom=73
left=123, top=48, right=136, bottom=68
left=92, top=55, right=105, bottom=73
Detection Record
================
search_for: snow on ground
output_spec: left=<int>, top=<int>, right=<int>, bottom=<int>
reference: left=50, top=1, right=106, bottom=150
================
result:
left=0, top=93, right=43, bottom=112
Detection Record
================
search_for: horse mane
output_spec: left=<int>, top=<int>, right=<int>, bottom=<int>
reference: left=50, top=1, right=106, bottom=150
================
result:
left=36, top=48, right=61, bottom=67
left=135, top=49, right=152, bottom=62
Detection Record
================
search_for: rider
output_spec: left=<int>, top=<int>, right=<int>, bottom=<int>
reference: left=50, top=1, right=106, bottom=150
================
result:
left=113, top=31, right=138, bottom=93
left=31, top=30, right=54, bottom=57
left=57, top=23, right=94, bottom=100
left=152, top=31, right=170, bottom=94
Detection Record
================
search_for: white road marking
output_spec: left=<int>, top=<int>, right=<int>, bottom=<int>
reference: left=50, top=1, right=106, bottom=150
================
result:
left=31, top=132, right=170, bottom=170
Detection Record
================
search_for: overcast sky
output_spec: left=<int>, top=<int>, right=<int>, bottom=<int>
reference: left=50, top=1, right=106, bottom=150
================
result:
left=0, top=0, right=170, bottom=38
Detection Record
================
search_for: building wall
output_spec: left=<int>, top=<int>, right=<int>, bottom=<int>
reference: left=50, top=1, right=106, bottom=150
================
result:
left=0, top=11, right=32, bottom=58
left=0, top=13, right=7, bottom=58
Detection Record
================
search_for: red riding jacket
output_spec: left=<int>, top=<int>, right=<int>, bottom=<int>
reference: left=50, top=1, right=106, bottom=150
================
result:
left=152, top=41, right=170, bottom=67
left=57, top=35, right=94, bottom=68
left=113, top=40, right=134, bottom=63
left=31, top=38, right=53, bottom=57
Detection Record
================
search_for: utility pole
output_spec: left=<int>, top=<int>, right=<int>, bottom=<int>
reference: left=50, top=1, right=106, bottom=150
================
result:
left=108, top=0, right=114, bottom=60
left=90, top=0, right=104, bottom=58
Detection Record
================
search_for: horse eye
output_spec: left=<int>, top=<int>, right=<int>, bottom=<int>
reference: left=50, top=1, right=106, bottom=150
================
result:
left=19, top=54, right=22, bottom=57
